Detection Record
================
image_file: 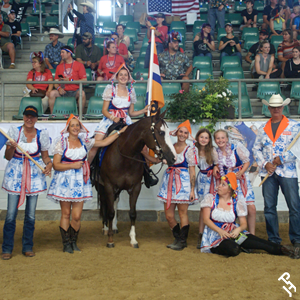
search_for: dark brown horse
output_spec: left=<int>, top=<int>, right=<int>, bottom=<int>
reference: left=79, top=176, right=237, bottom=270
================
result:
left=95, top=111, right=176, bottom=248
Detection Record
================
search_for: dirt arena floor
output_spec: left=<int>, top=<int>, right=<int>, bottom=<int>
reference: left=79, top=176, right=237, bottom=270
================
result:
left=0, top=221, right=299, bottom=300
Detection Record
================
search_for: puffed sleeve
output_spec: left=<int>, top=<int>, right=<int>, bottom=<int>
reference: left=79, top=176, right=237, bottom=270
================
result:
left=236, top=142, right=250, bottom=164
left=201, top=194, right=214, bottom=208
left=186, top=146, right=197, bottom=167
left=236, top=198, right=248, bottom=217
left=39, top=129, right=50, bottom=151
left=130, top=87, right=137, bottom=104
left=212, top=147, right=218, bottom=164
left=6, top=125, right=19, bottom=144
left=53, top=139, right=64, bottom=156
left=81, top=137, right=95, bottom=152
left=102, top=85, right=113, bottom=101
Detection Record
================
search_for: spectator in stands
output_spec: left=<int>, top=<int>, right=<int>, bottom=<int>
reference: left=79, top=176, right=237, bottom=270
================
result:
left=253, top=41, right=282, bottom=78
left=207, top=0, right=226, bottom=37
left=67, top=1, right=95, bottom=47
left=277, top=29, right=300, bottom=75
left=75, top=32, right=101, bottom=72
left=263, top=0, right=278, bottom=30
left=245, top=29, right=276, bottom=74
left=44, top=28, right=65, bottom=70
left=49, top=46, right=87, bottom=114
left=26, top=51, right=53, bottom=112
left=97, top=40, right=125, bottom=81
left=270, top=5, right=286, bottom=38
left=144, top=13, right=168, bottom=68
left=5, top=10, right=20, bottom=48
left=240, top=0, right=258, bottom=31
left=1, top=0, right=11, bottom=15
left=193, top=23, right=215, bottom=59
left=290, top=4, right=300, bottom=30
left=158, top=31, right=192, bottom=93
left=279, top=0, right=291, bottom=21
left=0, top=2, right=8, bottom=23
left=292, top=5, right=300, bottom=38
left=0, top=14, right=15, bottom=69
left=284, top=46, right=300, bottom=77
left=219, top=23, right=242, bottom=65
left=116, top=24, right=130, bottom=48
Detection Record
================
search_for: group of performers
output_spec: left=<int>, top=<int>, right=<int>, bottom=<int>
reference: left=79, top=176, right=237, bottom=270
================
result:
left=1, top=64, right=300, bottom=260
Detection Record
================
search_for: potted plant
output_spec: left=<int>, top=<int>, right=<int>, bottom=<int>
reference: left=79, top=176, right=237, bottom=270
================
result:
left=166, top=77, right=235, bottom=132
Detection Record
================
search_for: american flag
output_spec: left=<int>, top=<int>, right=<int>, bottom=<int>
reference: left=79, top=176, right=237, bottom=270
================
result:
left=147, top=0, right=200, bottom=22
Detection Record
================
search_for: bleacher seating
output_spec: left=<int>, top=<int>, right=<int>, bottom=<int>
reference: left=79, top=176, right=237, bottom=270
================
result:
left=125, top=22, right=141, bottom=34
left=133, top=83, right=147, bottom=115
left=223, top=67, right=245, bottom=79
left=118, top=15, right=134, bottom=26
left=13, top=97, right=43, bottom=120
left=170, top=21, right=187, bottom=35
left=220, top=56, right=241, bottom=72
left=49, top=97, right=78, bottom=119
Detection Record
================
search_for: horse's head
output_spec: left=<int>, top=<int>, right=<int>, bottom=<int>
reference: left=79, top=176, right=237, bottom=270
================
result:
left=145, top=110, right=177, bottom=166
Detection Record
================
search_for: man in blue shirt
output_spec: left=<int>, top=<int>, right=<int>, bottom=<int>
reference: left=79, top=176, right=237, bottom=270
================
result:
left=44, top=28, right=65, bottom=69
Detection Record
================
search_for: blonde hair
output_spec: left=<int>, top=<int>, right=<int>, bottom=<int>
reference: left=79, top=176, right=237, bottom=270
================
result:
left=213, top=129, right=229, bottom=140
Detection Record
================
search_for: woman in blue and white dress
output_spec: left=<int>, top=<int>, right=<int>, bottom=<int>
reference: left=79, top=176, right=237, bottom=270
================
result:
left=47, top=114, right=127, bottom=254
left=88, top=63, right=149, bottom=164
left=1, top=106, right=52, bottom=260
left=194, top=128, right=218, bottom=249
left=201, top=172, right=295, bottom=258
left=157, top=120, right=197, bottom=251
left=213, top=129, right=256, bottom=235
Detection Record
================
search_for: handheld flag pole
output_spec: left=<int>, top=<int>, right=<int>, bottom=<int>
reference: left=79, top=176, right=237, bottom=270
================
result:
left=147, top=27, right=156, bottom=116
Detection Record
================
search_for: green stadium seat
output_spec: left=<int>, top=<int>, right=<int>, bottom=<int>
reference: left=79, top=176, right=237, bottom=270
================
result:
left=290, top=81, right=300, bottom=100
left=118, top=15, right=134, bottom=25
left=160, top=82, right=181, bottom=113
left=229, top=82, right=249, bottom=96
left=124, top=28, right=138, bottom=43
left=50, top=68, right=56, bottom=78
left=262, top=94, right=290, bottom=117
left=271, top=35, right=283, bottom=58
left=44, top=16, right=58, bottom=29
left=241, top=27, right=259, bottom=41
left=133, top=83, right=147, bottom=117
left=142, top=35, right=149, bottom=48
left=125, top=21, right=141, bottom=34
left=128, top=37, right=135, bottom=52
left=135, top=57, right=146, bottom=69
left=21, top=22, right=31, bottom=37
left=254, top=1, right=264, bottom=11
left=170, top=21, right=186, bottom=35
left=234, top=1, right=246, bottom=12
left=193, top=56, right=213, bottom=71
left=199, top=2, right=209, bottom=12
left=193, top=20, right=206, bottom=35
left=232, top=95, right=253, bottom=118
left=102, top=21, right=117, bottom=35
left=257, top=12, right=263, bottom=23
left=49, top=97, right=78, bottom=119
left=96, top=16, right=111, bottom=30
left=50, top=4, right=59, bottom=15
left=220, top=56, right=241, bottom=72
left=228, top=13, right=243, bottom=26
left=67, top=38, right=74, bottom=50
left=139, top=46, right=148, bottom=58
left=85, top=97, right=104, bottom=119
left=132, top=68, right=149, bottom=80
left=217, top=28, right=227, bottom=42
left=223, top=67, right=245, bottom=79
left=13, top=97, right=43, bottom=120
left=30, top=4, right=45, bottom=15
left=85, top=68, right=92, bottom=85
left=244, top=35, right=259, bottom=51
left=193, top=67, right=213, bottom=79
left=192, top=82, right=206, bottom=91
left=199, top=14, right=208, bottom=21
left=26, top=16, right=39, bottom=28
left=94, top=37, right=105, bottom=49
left=257, top=81, right=281, bottom=99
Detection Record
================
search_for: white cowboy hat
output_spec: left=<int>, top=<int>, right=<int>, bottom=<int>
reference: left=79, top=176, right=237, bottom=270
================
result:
left=262, top=94, right=291, bottom=107
left=80, top=1, right=95, bottom=12
left=46, top=28, right=64, bottom=38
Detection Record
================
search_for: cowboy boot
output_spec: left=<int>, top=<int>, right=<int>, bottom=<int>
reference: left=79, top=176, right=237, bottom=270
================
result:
left=196, top=233, right=203, bottom=249
left=167, top=223, right=180, bottom=248
left=70, top=226, right=81, bottom=252
left=170, top=225, right=190, bottom=251
left=59, top=226, right=73, bottom=254
left=143, top=164, right=159, bottom=188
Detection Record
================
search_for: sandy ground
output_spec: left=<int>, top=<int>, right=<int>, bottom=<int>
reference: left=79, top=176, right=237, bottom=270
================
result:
left=0, top=221, right=299, bottom=300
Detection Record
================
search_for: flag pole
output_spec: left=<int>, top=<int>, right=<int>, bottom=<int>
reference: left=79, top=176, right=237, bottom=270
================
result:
left=0, top=128, right=45, bottom=172
left=147, top=27, right=155, bottom=117
left=259, top=130, right=300, bottom=187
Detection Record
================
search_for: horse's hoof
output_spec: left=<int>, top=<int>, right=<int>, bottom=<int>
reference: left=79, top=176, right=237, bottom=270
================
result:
left=106, top=243, right=115, bottom=248
left=131, top=243, right=139, bottom=248
left=102, top=230, right=108, bottom=236
left=113, top=229, right=119, bottom=234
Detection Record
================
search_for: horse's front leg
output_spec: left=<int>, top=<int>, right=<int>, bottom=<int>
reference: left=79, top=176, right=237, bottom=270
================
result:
left=105, top=185, right=116, bottom=248
left=128, top=183, right=141, bottom=248
left=112, top=197, right=119, bottom=234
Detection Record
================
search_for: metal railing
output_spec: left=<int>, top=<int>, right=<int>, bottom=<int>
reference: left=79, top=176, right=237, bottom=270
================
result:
left=0, top=78, right=298, bottom=121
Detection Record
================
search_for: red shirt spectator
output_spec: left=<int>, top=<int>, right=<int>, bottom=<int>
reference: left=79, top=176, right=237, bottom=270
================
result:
left=27, top=69, right=53, bottom=91
left=98, top=54, right=125, bottom=79
left=55, top=60, right=87, bottom=91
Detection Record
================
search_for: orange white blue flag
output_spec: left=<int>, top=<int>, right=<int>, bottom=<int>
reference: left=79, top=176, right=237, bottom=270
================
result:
left=146, top=34, right=164, bottom=115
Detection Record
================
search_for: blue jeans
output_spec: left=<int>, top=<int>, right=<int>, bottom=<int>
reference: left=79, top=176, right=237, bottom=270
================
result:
left=220, top=51, right=243, bottom=65
left=198, top=52, right=213, bottom=60
left=2, top=194, right=38, bottom=254
left=262, top=174, right=300, bottom=245
left=207, top=7, right=225, bottom=37
left=144, top=42, right=164, bottom=68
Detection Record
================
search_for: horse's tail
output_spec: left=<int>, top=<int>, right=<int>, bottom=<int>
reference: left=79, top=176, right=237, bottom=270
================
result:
left=90, top=147, right=102, bottom=187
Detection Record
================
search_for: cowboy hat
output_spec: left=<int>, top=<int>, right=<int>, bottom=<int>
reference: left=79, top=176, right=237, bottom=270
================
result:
left=80, top=1, right=95, bottom=12
left=46, top=28, right=64, bottom=38
left=262, top=94, right=291, bottom=107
